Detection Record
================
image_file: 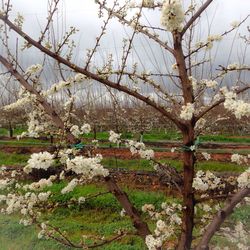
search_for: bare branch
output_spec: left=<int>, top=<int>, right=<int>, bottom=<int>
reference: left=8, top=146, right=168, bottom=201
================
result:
left=181, top=0, right=214, bottom=37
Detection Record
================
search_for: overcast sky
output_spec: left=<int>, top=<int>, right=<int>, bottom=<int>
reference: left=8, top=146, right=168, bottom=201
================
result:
left=1, top=1, right=250, bottom=87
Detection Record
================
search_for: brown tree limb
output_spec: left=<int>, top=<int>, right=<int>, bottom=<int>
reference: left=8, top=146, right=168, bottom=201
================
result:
left=104, top=176, right=151, bottom=239
left=181, top=0, right=214, bottom=37
left=196, top=187, right=250, bottom=250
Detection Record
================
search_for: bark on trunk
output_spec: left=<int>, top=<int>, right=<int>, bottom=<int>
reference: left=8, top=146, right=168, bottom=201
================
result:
left=177, top=130, right=195, bottom=250
left=9, top=122, right=13, bottom=138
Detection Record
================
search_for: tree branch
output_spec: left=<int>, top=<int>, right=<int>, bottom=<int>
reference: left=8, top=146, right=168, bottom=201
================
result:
left=0, top=55, right=77, bottom=144
left=181, top=0, right=214, bottom=37
left=196, top=187, right=250, bottom=250
left=195, top=85, right=250, bottom=122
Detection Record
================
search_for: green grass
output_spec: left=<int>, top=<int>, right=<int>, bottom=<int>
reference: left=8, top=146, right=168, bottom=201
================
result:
left=200, top=134, right=250, bottom=144
left=102, top=157, right=247, bottom=173
left=0, top=181, right=249, bottom=250
left=0, top=151, right=29, bottom=166
left=0, top=127, right=26, bottom=136
left=102, top=158, right=154, bottom=171
left=0, top=138, right=50, bottom=146
left=0, top=183, right=172, bottom=250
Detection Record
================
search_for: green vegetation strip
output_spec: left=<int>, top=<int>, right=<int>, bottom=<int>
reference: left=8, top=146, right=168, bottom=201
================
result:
left=0, top=183, right=171, bottom=250
left=0, top=182, right=249, bottom=249
left=0, top=151, right=29, bottom=166
left=101, top=158, right=247, bottom=173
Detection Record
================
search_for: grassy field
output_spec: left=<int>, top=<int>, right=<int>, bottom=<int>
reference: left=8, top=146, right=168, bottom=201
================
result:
left=0, top=182, right=249, bottom=249
left=0, top=183, right=170, bottom=250
left=1, top=128, right=250, bottom=144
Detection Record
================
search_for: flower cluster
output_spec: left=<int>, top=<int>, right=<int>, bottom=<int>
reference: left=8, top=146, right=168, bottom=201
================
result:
left=25, top=64, right=42, bottom=75
left=192, top=170, right=222, bottom=191
left=206, top=34, right=223, bottom=49
left=180, top=103, right=195, bottom=121
left=231, top=154, right=248, bottom=165
left=202, top=79, right=218, bottom=89
left=145, top=235, right=163, bottom=250
left=0, top=178, right=13, bottom=190
left=161, top=0, right=184, bottom=32
left=108, top=130, right=121, bottom=144
left=23, top=177, right=54, bottom=191
left=222, top=222, right=249, bottom=250
left=14, top=12, right=24, bottom=29
left=58, top=148, right=78, bottom=164
left=201, top=152, right=211, bottom=161
left=70, top=123, right=91, bottom=137
left=3, top=93, right=36, bottom=112
left=143, top=202, right=182, bottom=250
left=230, top=20, right=240, bottom=28
left=237, top=168, right=250, bottom=188
left=126, top=140, right=154, bottom=160
left=142, top=0, right=154, bottom=8
left=61, top=179, right=79, bottom=194
left=24, top=109, right=53, bottom=138
left=222, top=89, right=250, bottom=119
left=66, top=155, right=109, bottom=179
left=24, top=152, right=54, bottom=174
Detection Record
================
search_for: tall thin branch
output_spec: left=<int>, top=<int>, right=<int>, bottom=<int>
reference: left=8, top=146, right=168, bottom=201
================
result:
left=181, top=0, right=214, bottom=37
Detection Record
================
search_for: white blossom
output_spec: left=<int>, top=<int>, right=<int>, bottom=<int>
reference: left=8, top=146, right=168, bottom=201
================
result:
left=139, top=149, right=154, bottom=160
left=231, top=20, right=240, bottom=28
left=108, top=130, right=121, bottom=144
left=161, top=0, right=184, bottom=32
left=231, top=154, right=248, bottom=165
left=61, top=179, right=79, bottom=194
left=25, top=64, right=42, bottom=75
left=66, top=155, right=109, bottom=179
left=237, top=168, right=250, bottom=188
left=74, top=73, right=86, bottom=82
left=78, top=196, right=86, bottom=204
left=70, top=125, right=81, bottom=137
left=38, top=191, right=51, bottom=202
left=180, top=103, right=194, bottom=121
left=81, top=123, right=91, bottom=134
left=193, top=170, right=221, bottom=191
left=145, top=235, right=163, bottom=250
left=201, top=152, right=211, bottom=161
left=24, top=152, right=54, bottom=173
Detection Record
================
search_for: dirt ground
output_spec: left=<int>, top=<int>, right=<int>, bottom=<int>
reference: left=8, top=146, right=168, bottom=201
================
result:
left=1, top=142, right=249, bottom=162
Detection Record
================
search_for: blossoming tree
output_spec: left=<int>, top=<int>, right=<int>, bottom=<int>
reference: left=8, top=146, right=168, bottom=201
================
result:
left=0, top=0, right=249, bottom=249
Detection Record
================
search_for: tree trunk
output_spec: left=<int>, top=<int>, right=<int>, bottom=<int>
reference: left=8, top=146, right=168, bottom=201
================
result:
left=93, top=124, right=97, bottom=139
left=9, top=122, right=13, bottom=138
left=177, top=129, right=195, bottom=250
